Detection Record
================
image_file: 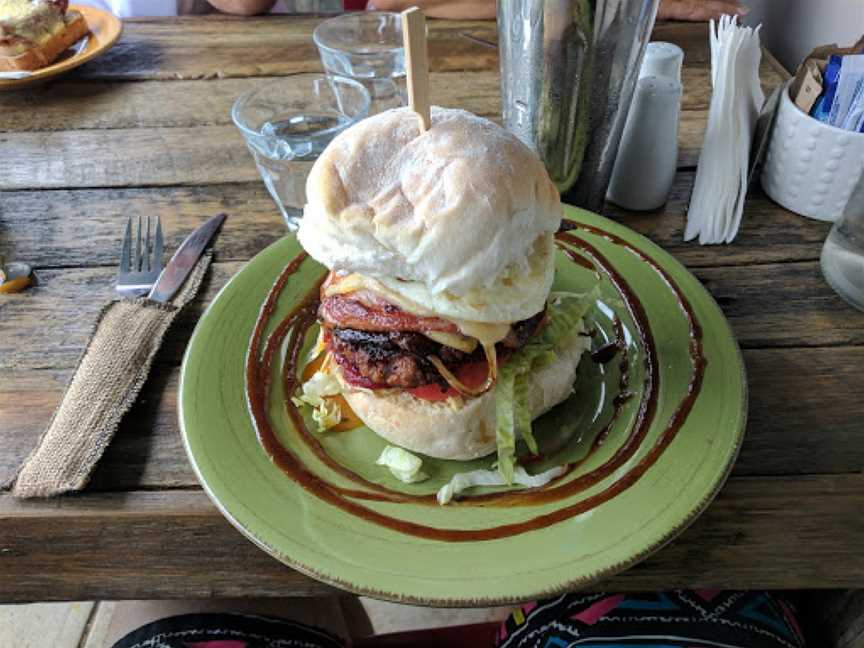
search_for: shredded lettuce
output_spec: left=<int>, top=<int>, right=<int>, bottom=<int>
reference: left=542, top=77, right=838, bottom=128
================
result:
left=292, top=370, right=343, bottom=431
left=494, top=366, right=518, bottom=484
left=542, top=290, right=599, bottom=350
left=513, top=372, right=536, bottom=454
left=311, top=398, right=341, bottom=431
left=376, top=446, right=428, bottom=483
left=493, top=287, right=599, bottom=482
left=306, top=329, right=327, bottom=365
left=437, top=465, right=567, bottom=505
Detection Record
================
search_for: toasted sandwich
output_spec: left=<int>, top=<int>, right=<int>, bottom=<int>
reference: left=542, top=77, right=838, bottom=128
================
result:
left=0, top=0, right=89, bottom=71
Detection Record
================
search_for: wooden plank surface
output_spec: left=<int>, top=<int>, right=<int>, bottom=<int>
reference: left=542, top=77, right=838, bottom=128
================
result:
left=4, top=345, right=863, bottom=492
left=0, top=111, right=709, bottom=191
left=1, top=175, right=830, bottom=271
left=1, top=15, right=862, bottom=602
left=0, top=73, right=502, bottom=132
left=0, top=18, right=785, bottom=193
left=0, top=67, right=777, bottom=134
left=74, top=16, right=498, bottom=81
left=45, top=17, right=784, bottom=86
left=2, top=473, right=863, bottom=603
left=4, top=256, right=863, bottom=374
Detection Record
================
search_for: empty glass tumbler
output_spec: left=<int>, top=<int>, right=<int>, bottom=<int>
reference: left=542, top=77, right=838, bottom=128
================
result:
left=313, top=11, right=407, bottom=113
left=232, top=74, right=370, bottom=230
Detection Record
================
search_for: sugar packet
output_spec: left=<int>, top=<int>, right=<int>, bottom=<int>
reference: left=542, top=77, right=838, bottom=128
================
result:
left=810, top=55, right=843, bottom=122
left=828, top=54, right=864, bottom=128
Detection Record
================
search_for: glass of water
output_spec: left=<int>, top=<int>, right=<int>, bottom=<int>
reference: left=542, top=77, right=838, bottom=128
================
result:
left=313, top=12, right=406, bottom=113
left=821, top=171, right=864, bottom=312
left=231, top=74, right=370, bottom=230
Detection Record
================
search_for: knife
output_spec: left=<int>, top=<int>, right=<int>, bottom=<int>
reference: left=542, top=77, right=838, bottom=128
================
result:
left=148, top=213, right=226, bottom=302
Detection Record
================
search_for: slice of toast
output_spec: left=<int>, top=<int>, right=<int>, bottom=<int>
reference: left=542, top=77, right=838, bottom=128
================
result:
left=0, top=11, right=89, bottom=72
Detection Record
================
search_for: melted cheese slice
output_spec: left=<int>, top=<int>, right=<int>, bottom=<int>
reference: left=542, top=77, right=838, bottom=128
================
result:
left=323, top=273, right=512, bottom=346
left=423, top=330, right=478, bottom=354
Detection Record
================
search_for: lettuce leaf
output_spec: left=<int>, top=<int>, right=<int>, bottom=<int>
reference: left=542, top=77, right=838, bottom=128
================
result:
left=494, top=364, right=518, bottom=484
left=513, top=372, right=535, bottom=454
left=493, top=287, right=599, bottom=482
left=311, top=398, right=341, bottom=431
left=292, top=370, right=343, bottom=432
left=437, top=465, right=567, bottom=505
left=376, top=446, right=428, bottom=483
left=541, top=290, right=600, bottom=349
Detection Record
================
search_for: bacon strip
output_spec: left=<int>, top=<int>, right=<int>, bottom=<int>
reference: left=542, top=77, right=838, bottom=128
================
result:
left=318, top=294, right=460, bottom=334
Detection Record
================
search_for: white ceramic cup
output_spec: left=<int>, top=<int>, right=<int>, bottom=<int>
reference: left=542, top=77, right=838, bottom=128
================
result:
left=761, top=81, right=864, bottom=222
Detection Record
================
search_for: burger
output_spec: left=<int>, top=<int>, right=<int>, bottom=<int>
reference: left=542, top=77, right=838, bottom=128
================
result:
left=297, top=106, right=593, bottom=484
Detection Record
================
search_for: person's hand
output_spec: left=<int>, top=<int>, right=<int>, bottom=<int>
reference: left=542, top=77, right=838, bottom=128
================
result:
left=657, top=0, right=748, bottom=21
left=366, top=0, right=496, bottom=20
left=367, top=0, right=747, bottom=22
left=207, top=0, right=277, bottom=15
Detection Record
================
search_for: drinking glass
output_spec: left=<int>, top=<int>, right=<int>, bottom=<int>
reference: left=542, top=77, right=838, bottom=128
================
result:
left=313, top=12, right=407, bottom=113
left=232, top=74, right=370, bottom=230
left=821, top=170, right=864, bottom=311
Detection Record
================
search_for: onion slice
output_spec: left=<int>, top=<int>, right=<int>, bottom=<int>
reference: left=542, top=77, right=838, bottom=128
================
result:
left=426, top=342, right=498, bottom=397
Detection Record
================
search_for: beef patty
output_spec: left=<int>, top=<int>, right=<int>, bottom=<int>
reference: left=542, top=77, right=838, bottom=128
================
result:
left=326, top=308, right=546, bottom=389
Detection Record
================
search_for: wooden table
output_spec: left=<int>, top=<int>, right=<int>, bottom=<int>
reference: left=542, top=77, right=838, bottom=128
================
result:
left=1, top=15, right=863, bottom=604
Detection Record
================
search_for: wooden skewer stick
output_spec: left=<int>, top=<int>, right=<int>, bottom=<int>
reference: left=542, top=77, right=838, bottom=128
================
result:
left=401, top=7, right=431, bottom=132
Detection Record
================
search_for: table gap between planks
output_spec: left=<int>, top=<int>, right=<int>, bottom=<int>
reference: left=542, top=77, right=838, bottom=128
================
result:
left=1, top=16, right=862, bottom=604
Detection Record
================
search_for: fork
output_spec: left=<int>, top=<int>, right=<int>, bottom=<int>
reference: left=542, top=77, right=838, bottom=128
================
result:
left=116, top=215, right=163, bottom=299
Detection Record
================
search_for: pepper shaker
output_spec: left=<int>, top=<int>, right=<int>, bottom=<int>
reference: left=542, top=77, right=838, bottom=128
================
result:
left=607, top=42, right=684, bottom=211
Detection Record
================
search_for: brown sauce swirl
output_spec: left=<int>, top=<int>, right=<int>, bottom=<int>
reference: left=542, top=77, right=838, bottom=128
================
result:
left=246, top=220, right=706, bottom=541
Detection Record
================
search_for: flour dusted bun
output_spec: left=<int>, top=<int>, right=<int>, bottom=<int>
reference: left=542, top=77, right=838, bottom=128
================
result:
left=298, top=106, right=561, bottom=323
left=337, top=332, right=588, bottom=460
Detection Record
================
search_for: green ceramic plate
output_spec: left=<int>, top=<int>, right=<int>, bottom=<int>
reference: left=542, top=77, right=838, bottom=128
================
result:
left=179, top=206, right=746, bottom=605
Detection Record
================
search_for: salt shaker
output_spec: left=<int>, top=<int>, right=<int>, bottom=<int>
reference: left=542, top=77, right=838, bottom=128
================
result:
left=607, top=42, right=684, bottom=211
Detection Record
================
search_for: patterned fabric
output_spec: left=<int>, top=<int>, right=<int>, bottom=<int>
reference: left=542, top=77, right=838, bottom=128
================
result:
left=494, top=591, right=806, bottom=648
left=110, top=591, right=806, bottom=648
left=110, top=613, right=344, bottom=648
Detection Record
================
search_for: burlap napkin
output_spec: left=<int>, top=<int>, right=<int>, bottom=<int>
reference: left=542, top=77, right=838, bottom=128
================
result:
left=6, top=252, right=212, bottom=498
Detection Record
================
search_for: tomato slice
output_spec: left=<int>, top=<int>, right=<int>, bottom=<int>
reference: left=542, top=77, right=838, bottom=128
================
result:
left=408, top=359, right=491, bottom=402
left=409, top=382, right=453, bottom=401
